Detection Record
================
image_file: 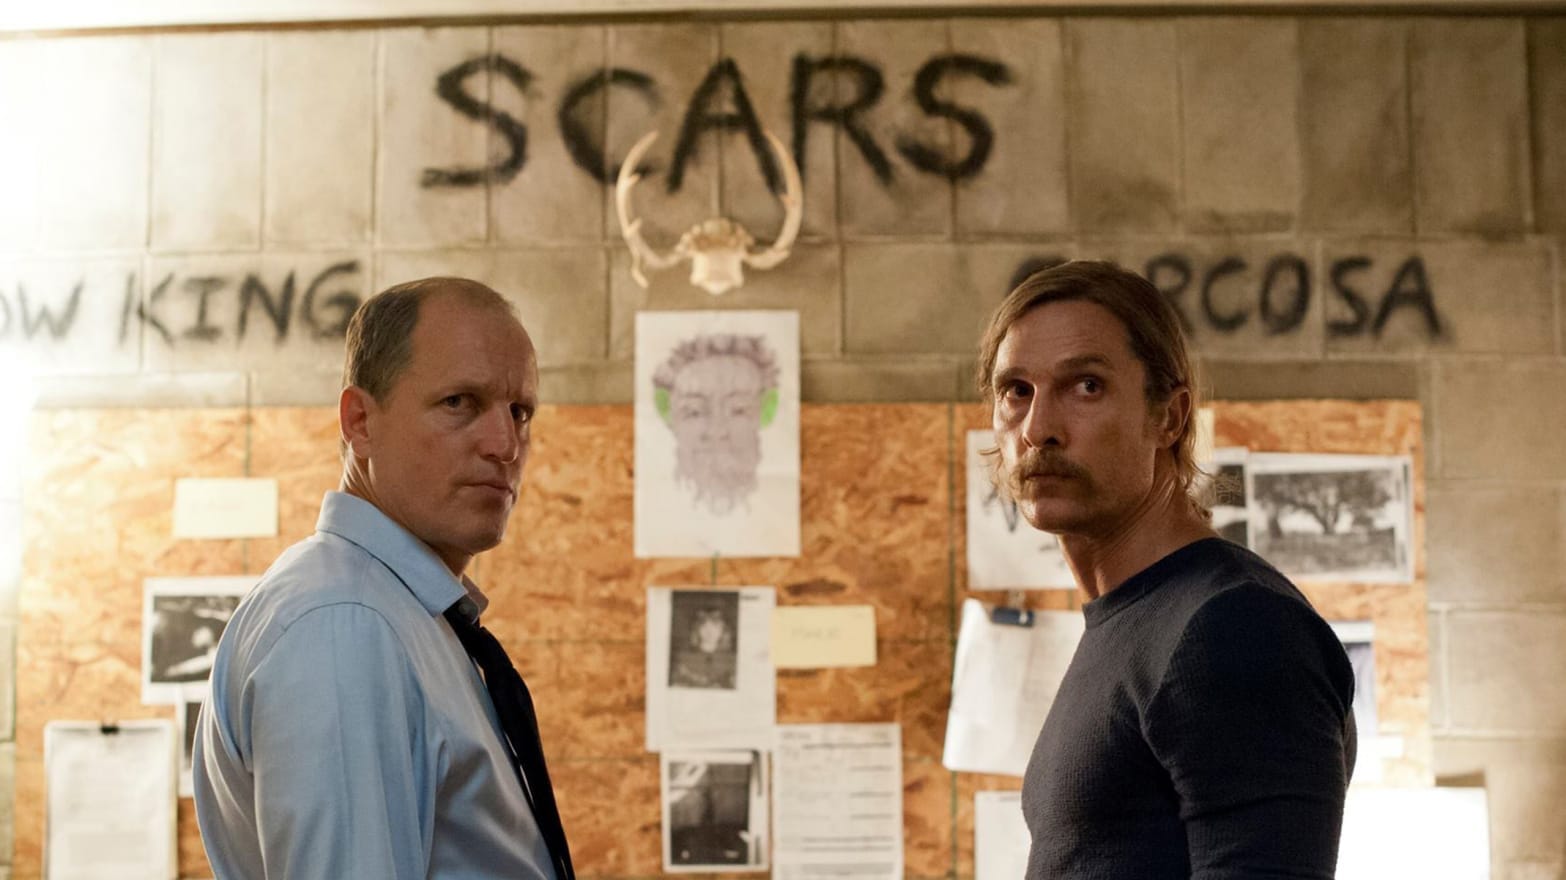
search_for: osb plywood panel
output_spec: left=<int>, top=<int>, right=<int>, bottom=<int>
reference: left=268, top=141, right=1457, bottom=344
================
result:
left=17, top=410, right=250, bottom=880
left=16, top=401, right=1427, bottom=879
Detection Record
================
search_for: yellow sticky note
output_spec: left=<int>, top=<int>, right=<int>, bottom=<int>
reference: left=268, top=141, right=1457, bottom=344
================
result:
left=771, top=605, right=877, bottom=669
left=172, top=478, right=279, bottom=539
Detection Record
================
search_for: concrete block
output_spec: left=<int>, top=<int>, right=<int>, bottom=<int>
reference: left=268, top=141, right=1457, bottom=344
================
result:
left=33, top=371, right=248, bottom=409
left=265, top=31, right=375, bottom=246
left=1066, top=19, right=1180, bottom=233
left=801, top=357, right=961, bottom=402
left=951, top=18, right=1069, bottom=236
left=249, top=369, right=342, bottom=407
left=1434, top=359, right=1566, bottom=480
left=604, top=24, right=721, bottom=247
left=492, top=25, right=607, bottom=244
left=0, top=622, right=12, bottom=738
left=1322, top=240, right=1553, bottom=356
left=1300, top=19, right=1412, bottom=233
left=1178, top=18, right=1300, bottom=234
left=25, top=37, right=153, bottom=252
left=378, top=27, right=491, bottom=247
left=1446, top=612, right=1566, bottom=732
left=141, top=252, right=371, bottom=374
left=0, top=42, right=40, bottom=255
left=718, top=21, right=837, bottom=240
left=1078, top=240, right=1324, bottom=359
left=0, top=258, right=142, bottom=376
left=835, top=19, right=953, bottom=237
left=1434, top=736, right=1566, bottom=867
left=538, top=361, right=633, bottom=405
left=1428, top=483, right=1566, bottom=605
left=1428, top=609, right=1449, bottom=731
left=844, top=242, right=1052, bottom=356
left=1412, top=19, right=1531, bottom=235
left=150, top=34, right=263, bottom=251
left=378, top=247, right=607, bottom=367
left=1203, top=357, right=1420, bottom=401
left=1529, top=19, right=1566, bottom=235
left=609, top=241, right=839, bottom=358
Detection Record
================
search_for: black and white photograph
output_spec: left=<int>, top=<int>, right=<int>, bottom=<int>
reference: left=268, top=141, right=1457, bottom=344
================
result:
left=645, top=587, right=776, bottom=752
left=178, top=695, right=202, bottom=798
left=1246, top=454, right=1414, bottom=583
left=142, top=576, right=254, bottom=705
left=661, top=749, right=769, bottom=873
left=1207, top=447, right=1251, bottom=549
left=669, top=589, right=740, bottom=690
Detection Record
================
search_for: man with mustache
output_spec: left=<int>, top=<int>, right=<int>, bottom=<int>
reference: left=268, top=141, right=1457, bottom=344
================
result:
left=978, top=261, right=1355, bottom=879
left=193, top=278, right=573, bottom=880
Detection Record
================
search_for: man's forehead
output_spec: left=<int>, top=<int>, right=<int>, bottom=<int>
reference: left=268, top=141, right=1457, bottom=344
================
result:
left=997, top=301, right=1136, bottom=372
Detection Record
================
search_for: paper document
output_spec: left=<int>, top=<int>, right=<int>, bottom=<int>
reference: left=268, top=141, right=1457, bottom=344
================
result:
left=45, top=720, right=177, bottom=880
left=647, top=586, right=777, bottom=751
left=771, top=605, right=876, bottom=669
left=662, top=749, right=770, bottom=873
left=172, top=477, right=278, bottom=538
left=943, top=599, right=1083, bottom=776
left=974, top=791, right=1030, bottom=880
left=1337, top=787, right=1489, bottom=880
left=773, top=723, right=903, bottom=880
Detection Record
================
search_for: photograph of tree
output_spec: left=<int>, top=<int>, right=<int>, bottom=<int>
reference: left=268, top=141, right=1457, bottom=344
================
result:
left=1246, top=454, right=1413, bottom=583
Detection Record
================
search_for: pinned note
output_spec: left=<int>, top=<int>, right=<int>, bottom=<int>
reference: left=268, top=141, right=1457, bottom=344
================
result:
left=771, top=605, right=876, bottom=669
left=172, top=478, right=278, bottom=539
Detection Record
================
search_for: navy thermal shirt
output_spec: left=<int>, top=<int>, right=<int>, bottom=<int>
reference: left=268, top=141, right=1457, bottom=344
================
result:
left=1022, top=538, right=1355, bottom=880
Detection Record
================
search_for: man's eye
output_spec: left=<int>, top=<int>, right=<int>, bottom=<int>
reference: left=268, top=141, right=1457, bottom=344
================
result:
left=1078, top=377, right=1102, bottom=395
left=511, top=403, right=533, bottom=424
left=1001, top=381, right=1032, bottom=401
left=441, top=394, right=471, bottom=410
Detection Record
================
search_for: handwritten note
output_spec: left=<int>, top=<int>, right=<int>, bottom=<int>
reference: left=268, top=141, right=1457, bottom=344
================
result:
left=172, top=478, right=278, bottom=539
left=771, top=605, right=876, bottom=669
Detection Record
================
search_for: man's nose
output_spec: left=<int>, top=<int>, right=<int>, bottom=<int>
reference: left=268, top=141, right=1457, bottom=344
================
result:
left=1021, top=393, right=1061, bottom=449
left=477, top=405, right=522, bottom=463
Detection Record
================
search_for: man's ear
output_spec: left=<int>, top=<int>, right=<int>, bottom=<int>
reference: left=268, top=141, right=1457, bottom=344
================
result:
left=1159, top=386, right=1192, bottom=447
left=339, top=385, right=376, bottom=460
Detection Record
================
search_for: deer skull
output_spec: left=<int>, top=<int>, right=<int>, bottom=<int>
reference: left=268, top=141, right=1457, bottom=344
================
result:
left=615, top=130, right=803, bottom=296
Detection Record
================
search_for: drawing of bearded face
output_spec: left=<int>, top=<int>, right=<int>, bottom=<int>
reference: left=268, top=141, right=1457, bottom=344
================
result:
left=654, top=334, right=780, bottom=516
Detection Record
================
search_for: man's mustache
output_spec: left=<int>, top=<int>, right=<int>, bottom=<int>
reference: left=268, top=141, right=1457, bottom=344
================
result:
left=1005, top=449, right=1090, bottom=496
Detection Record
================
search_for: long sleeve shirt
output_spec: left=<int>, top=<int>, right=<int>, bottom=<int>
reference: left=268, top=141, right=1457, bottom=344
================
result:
left=193, top=491, right=556, bottom=880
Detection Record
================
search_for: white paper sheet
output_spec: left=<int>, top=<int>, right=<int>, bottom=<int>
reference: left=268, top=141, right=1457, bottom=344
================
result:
left=943, top=599, right=1083, bottom=777
left=974, top=791, right=1030, bottom=880
left=1337, top=787, right=1489, bottom=880
left=1245, top=453, right=1415, bottom=583
left=773, top=723, right=903, bottom=880
left=142, top=576, right=254, bottom=705
left=771, top=605, right=876, bottom=669
left=171, top=477, right=278, bottom=539
left=662, top=749, right=770, bottom=873
left=45, top=720, right=177, bottom=880
left=646, top=586, right=777, bottom=751
left=965, top=430, right=1075, bottom=589
left=635, top=310, right=800, bottom=558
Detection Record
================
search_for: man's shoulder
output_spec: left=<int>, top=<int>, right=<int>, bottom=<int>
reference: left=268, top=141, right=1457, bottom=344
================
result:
left=1161, top=537, right=1309, bottom=612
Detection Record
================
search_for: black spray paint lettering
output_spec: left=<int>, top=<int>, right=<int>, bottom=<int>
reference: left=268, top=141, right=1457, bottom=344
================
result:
left=667, top=58, right=780, bottom=195
left=0, top=282, right=84, bottom=341
left=1013, top=253, right=1445, bottom=340
left=427, top=51, right=1011, bottom=192
left=423, top=54, right=533, bottom=187
left=895, top=54, right=1012, bottom=181
left=791, top=54, right=891, bottom=183
left=557, top=68, right=660, bottom=185
left=112, top=261, right=365, bottom=348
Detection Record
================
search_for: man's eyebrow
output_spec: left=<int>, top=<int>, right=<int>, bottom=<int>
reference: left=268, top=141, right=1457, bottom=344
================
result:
left=1056, top=354, right=1115, bottom=373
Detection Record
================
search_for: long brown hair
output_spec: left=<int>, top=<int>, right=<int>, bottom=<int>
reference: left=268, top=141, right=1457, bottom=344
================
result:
left=976, top=260, right=1206, bottom=514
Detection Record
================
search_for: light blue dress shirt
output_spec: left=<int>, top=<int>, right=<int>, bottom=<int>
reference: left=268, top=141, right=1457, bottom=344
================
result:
left=193, top=491, right=557, bottom=880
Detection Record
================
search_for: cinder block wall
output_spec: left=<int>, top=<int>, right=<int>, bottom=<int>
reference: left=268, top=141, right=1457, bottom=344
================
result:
left=1, top=13, right=1564, bottom=879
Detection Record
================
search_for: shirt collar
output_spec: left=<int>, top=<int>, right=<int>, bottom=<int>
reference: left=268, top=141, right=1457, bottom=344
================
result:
left=315, top=490, right=491, bottom=620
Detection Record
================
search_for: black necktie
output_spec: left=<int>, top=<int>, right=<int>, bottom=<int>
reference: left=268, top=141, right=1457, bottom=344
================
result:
left=444, top=606, right=575, bottom=880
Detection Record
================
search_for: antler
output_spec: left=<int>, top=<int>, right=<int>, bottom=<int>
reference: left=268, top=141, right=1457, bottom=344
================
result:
left=743, top=131, right=803, bottom=270
left=615, top=131, right=683, bottom=288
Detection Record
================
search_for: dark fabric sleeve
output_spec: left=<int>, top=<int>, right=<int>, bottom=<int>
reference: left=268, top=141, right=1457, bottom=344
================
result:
left=1142, top=584, right=1355, bottom=880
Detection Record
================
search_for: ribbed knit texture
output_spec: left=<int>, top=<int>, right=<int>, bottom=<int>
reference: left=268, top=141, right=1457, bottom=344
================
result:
left=1022, top=538, right=1356, bottom=879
